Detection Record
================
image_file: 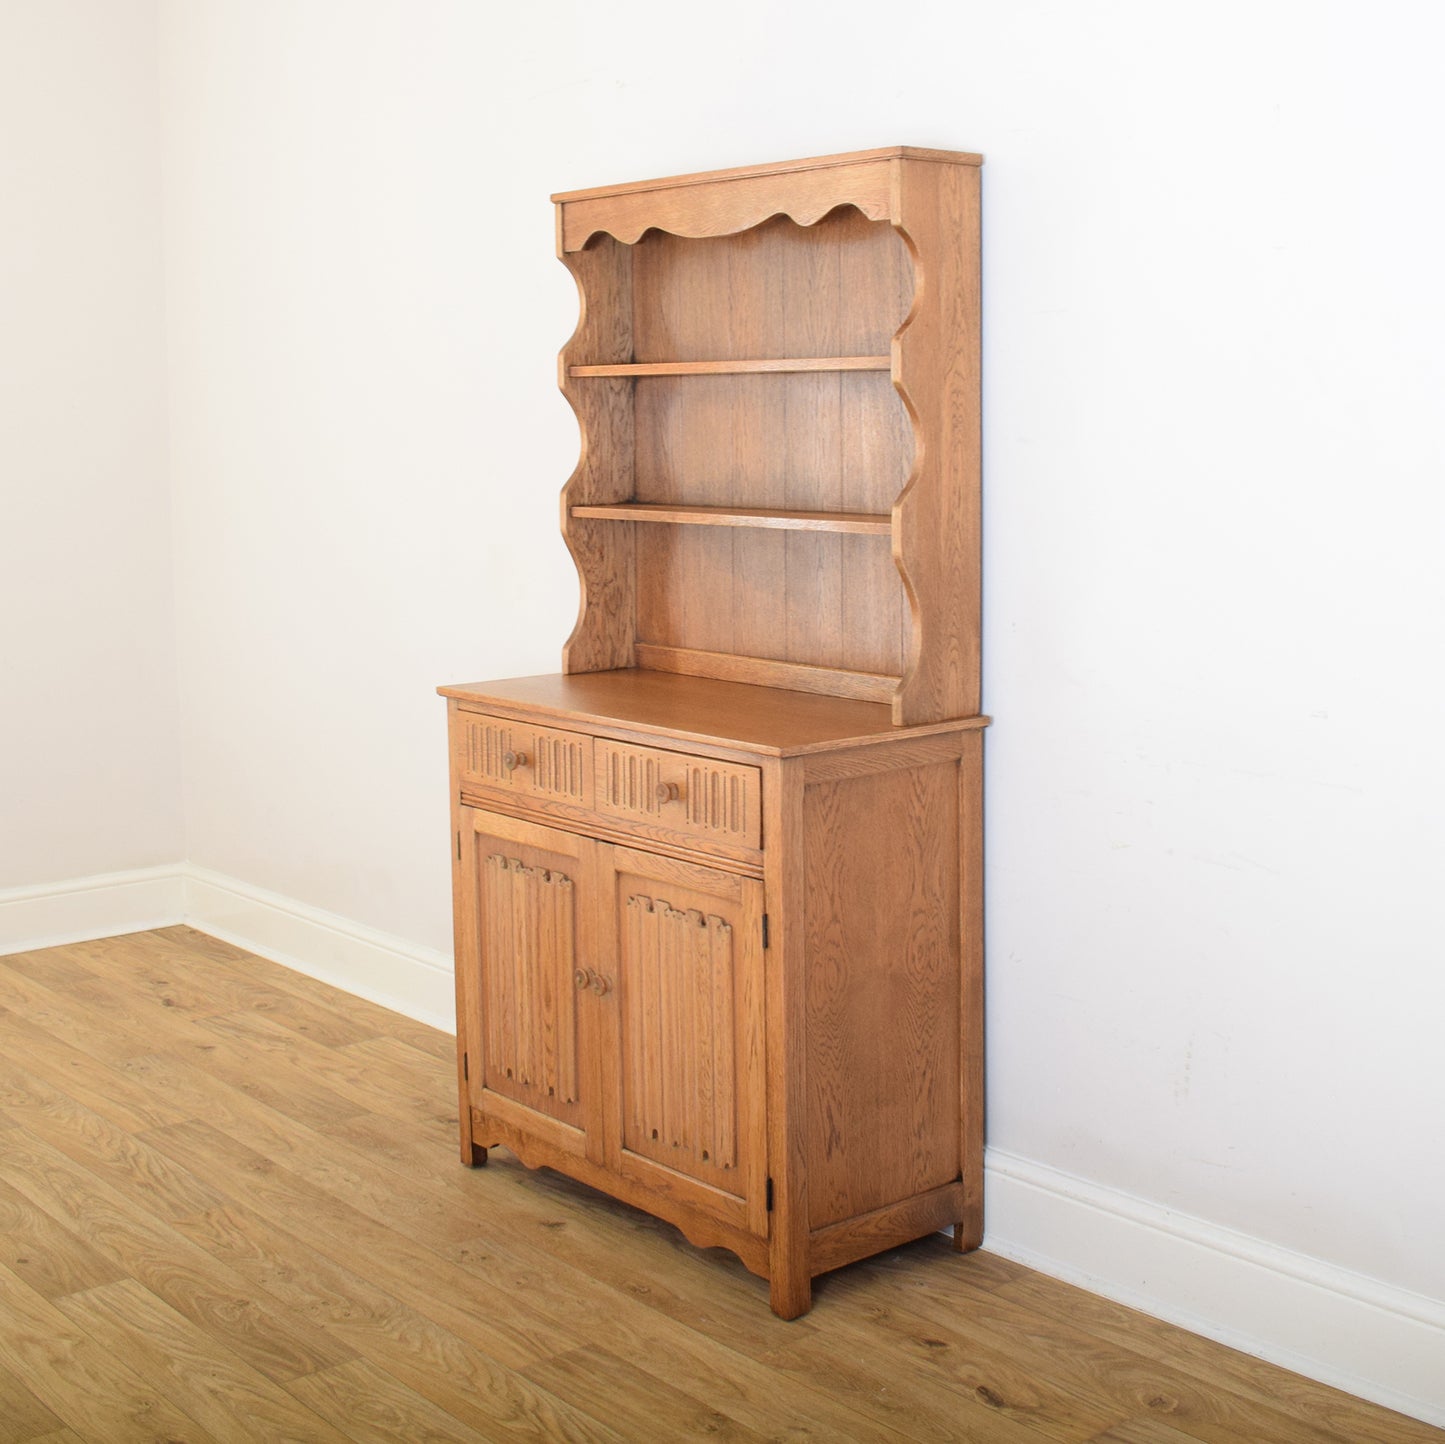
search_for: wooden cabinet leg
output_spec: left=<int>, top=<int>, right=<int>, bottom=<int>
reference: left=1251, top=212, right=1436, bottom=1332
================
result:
left=459, top=1109, right=486, bottom=1167
left=768, top=1265, right=812, bottom=1320
left=953, top=1218, right=982, bottom=1252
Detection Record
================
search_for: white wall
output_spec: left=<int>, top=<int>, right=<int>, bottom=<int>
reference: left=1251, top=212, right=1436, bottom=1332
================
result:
left=0, top=0, right=182, bottom=889
left=9, top=0, right=1445, bottom=1422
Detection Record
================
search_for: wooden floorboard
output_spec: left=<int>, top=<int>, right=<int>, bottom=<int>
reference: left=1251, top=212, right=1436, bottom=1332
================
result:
left=0, top=928, right=1437, bottom=1444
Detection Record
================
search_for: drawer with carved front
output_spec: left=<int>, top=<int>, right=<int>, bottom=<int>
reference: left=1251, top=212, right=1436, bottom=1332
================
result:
left=455, top=712, right=592, bottom=808
left=594, top=739, right=760, bottom=851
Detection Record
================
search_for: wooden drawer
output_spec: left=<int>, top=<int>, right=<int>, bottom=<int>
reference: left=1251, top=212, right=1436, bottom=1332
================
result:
left=594, top=739, right=761, bottom=850
left=456, top=712, right=592, bottom=807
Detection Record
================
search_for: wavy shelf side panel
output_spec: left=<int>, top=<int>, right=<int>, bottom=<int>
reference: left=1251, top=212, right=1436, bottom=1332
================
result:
left=559, top=237, right=637, bottom=674
left=889, top=160, right=983, bottom=726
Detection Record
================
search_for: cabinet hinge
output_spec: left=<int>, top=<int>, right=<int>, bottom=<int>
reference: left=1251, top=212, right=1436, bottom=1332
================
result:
left=762, top=913, right=770, bottom=949
left=766, top=1176, right=774, bottom=1212
left=456, top=830, right=462, bottom=861
left=462, top=1052, right=469, bottom=1081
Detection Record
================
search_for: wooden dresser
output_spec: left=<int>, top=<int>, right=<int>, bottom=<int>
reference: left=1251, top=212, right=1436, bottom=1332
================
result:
left=440, top=147, right=985, bottom=1318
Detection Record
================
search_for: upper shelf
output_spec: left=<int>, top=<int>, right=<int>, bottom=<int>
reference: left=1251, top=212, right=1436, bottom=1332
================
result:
left=556, top=148, right=983, bottom=726
left=554, top=145, right=984, bottom=252
left=570, top=503, right=892, bottom=535
left=568, top=356, right=891, bottom=378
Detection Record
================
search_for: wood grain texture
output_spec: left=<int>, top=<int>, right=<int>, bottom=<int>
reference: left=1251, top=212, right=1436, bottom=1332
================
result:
left=633, top=643, right=899, bottom=703
left=610, top=857, right=764, bottom=1217
left=441, top=669, right=987, bottom=757
left=0, top=1355, right=63, bottom=1444
left=801, top=758, right=961, bottom=1228
left=453, top=712, right=592, bottom=807
left=891, top=156, right=983, bottom=723
left=559, top=235, right=636, bottom=675
left=0, top=931, right=1436, bottom=1444
left=54, top=1279, right=350, bottom=1444
left=552, top=145, right=982, bottom=203
left=0, top=1258, right=219, bottom=1443
left=560, top=158, right=896, bottom=251
left=0, top=1130, right=353, bottom=1384
left=570, top=355, right=889, bottom=375
left=957, top=727, right=986, bottom=1249
left=461, top=815, right=589, bottom=1136
left=623, top=209, right=913, bottom=693
left=549, top=150, right=978, bottom=713
left=570, top=501, right=892, bottom=533
left=457, top=785, right=765, bottom=875
left=594, top=737, right=760, bottom=849
left=0, top=1175, right=127, bottom=1301
left=764, top=756, right=812, bottom=1319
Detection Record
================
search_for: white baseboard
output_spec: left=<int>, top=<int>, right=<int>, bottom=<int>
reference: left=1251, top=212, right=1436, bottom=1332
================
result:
left=0, top=865, right=186, bottom=955
left=179, top=865, right=456, bottom=1034
left=0, top=863, right=455, bottom=1034
left=984, top=1147, right=1445, bottom=1429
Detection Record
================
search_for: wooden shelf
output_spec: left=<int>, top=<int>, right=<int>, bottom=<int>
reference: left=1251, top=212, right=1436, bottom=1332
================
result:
left=567, top=356, right=890, bottom=378
left=570, top=503, right=892, bottom=535
left=438, top=669, right=989, bottom=756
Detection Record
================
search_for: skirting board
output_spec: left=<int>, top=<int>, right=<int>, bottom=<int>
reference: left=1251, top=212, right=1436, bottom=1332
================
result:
left=180, top=865, right=456, bottom=1034
left=984, top=1148, right=1445, bottom=1428
left=0, top=865, right=185, bottom=956
left=3, top=866, right=1441, bottom=1425
left=0, top=863, right=454, bottom=1034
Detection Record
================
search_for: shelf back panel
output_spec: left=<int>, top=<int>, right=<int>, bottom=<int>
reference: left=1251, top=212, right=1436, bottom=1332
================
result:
left=634, top=371, right=911, bottom=518
left=635, top=527, right=908, bottom=681
left=630, top=210, right=911, bottom=363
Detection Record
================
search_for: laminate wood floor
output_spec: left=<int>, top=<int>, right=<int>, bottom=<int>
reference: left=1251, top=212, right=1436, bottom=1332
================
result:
left=0, top=926, right=1436, bottom=1444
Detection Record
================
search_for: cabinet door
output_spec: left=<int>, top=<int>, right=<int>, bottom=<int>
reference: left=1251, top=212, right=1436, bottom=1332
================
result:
left=457, top=808, right=600, bottom=1163
left=601, top=844, right=767, bottom=1236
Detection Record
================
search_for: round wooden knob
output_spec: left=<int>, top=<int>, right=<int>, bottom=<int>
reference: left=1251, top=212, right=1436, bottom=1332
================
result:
left=655, top=781, right=681, bottom=804
left=590, top=973, right=612, bottom=996
left=503, top=750, right=528, bottom=772
left=573, top=968, right=589, bottom=990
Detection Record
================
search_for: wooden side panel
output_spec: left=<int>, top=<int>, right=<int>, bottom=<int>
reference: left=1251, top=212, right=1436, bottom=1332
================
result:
left=801, top=758, right=962, bottom=1229
left=957, top=728, right=986, bottom=1250
left=448, top=700, right=480, bottom=1164
left=764, top=755, right=811, bottom=1317
left=892, top=158, right=983, bottom=724
left=560, top=235, right=636, bottom=674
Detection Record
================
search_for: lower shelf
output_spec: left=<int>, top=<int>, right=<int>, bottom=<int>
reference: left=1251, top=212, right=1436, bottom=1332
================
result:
left=632, top=643, right=899, bottom=704
left=570, top=502, right=892, bottom=535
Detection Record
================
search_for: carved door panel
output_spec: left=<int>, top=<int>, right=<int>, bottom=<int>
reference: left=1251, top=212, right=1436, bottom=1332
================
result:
left=458, top=809, right=600, bottom=1162
left=601, top=844, right=767, bottom=1236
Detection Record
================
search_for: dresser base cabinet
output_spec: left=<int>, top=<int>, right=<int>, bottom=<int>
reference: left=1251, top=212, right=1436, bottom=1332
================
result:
left=444, top=679, right=985, bottom=1318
